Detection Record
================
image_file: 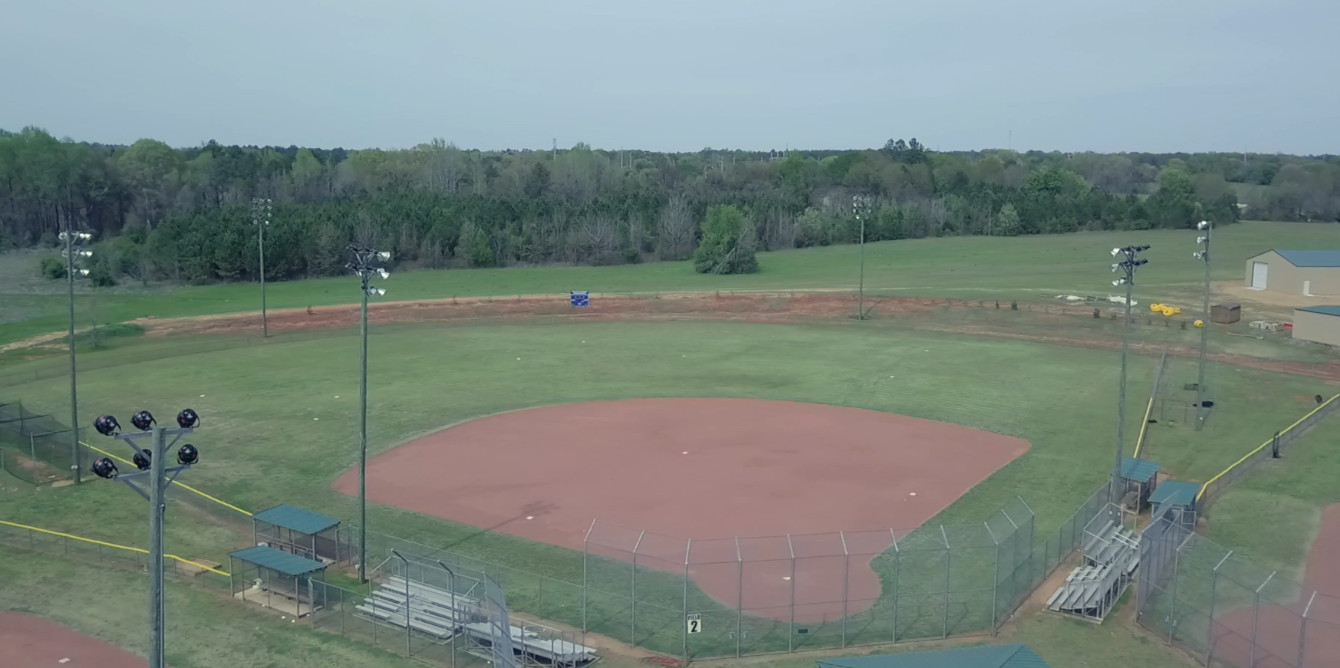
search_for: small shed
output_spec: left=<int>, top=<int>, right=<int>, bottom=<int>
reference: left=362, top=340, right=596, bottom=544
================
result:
left=817, top=643, right=1052, bottom=668
left=229, top=545, right=327, bottom=617
left=1292, top=306, right=1340, bottom=347
left=252, top=504, right=342, bottom=563
left=1211, top=303, right=1241, bottom=324
left=1119, top=456, right=1161, bottom=511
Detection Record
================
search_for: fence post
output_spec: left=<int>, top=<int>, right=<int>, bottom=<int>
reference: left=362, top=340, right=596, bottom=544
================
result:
left=682, top=539, right=691, bottom=666
left=1167, top=518, right=1196, bottom=643
left=582, top=519, right=595, bottom=634
left=890, top=529, right=900, bottom=643
left=941, top=525, right=951, bottom=639
left=1205, top=550, right=1231, bottom=665
left=631, top=530, right=644, bottom=645
left=840, top=531, right=849, bottom=648
left=984, top=521, right=1000, bottom=632
left=1250, top=572, right=1276, bottom=667
left=735, top=536, right=742, bottom=658
left=1298, top=591, right=1316, bottom=668
left=786, top=534, right=795, bottom=653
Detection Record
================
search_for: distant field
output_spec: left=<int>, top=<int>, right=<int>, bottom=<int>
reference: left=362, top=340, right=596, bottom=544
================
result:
left=1, top=221, right=1335, bottom=345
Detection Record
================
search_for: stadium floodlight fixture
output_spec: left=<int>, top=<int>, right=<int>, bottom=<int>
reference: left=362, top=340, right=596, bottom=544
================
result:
left=1197, top=220, right=1211, bottom=231
left=1193, top=251, right=1206, bottom=260
left=1197, top=236, right=1208, bottom=245
left=89, top=407, right=202, bottom=668
left=1111, top=263, right=1121, bottom=272
left=1111, top=247, right=1122, bottom=257
left=377, top=268, right=391, bottom=280
left=377, top=251, right=391, bottom=261
left=77, top=268, right=90, bottom=276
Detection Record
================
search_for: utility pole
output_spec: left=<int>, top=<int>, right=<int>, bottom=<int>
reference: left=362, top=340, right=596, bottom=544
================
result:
left=1194, top=221, right=1213, bottom=429
left=1111, top=245, right=1150, bottom=499
left=348, top=246, right=390, bottom=582
left=852, top=195, right=874, bottom=320
left=252, top=198, right=272, bottom=338
left=62, top=229, right=92, bottom=484
left=148, top=426, right=167, bottom=668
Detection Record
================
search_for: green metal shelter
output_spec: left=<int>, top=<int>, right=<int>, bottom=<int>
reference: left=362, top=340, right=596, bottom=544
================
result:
left=252, top=503, right=342, bottom=563
left=1119, top=456, right=1161, bottom=511
left=816, top=643, right=1052, bottom=668
left=229, top=545, right=328, bottom=617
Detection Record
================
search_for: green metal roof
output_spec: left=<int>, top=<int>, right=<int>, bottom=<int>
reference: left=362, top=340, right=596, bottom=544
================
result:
left=1121, top=456, right=1161, bottom=482
left=1151, top=480, right=1202, bottom=507
left=253, top=504, right=340, bottom=535
left=1297, top=305, right=1340, bottom=318
left=230, top=545, right=327, bottom=577
left=817, top=644, right=1051, bottom=668
left=1274, top=250, right=1340, bottom=268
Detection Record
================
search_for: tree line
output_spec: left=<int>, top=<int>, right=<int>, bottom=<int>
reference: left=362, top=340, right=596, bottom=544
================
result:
left=2, top=126, right=1337, bottom=283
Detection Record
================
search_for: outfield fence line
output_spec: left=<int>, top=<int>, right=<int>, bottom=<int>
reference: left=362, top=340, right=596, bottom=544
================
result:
left=1131, top=352, right=1167, bottom=459
left=1137, top=507, right=1340, bottom=668
left=0, top=518, right=231, bottom=579
left=1195, top=394, right=1340, bottom=512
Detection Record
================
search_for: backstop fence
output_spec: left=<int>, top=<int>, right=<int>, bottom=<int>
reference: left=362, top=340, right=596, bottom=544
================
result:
left=1137, top=507, right=1340, bottom=668
left=323, top=486, right=1113, bottom=662
left=1196, top=394, right=1340, bottom=513
left=0, top=401, right=75, bottom=487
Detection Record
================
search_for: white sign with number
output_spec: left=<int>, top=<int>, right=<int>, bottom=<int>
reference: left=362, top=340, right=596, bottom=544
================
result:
left=686, top=613, right=702, bottom=634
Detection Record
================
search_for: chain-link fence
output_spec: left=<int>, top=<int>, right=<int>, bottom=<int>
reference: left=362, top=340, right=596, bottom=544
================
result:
left=0, top=400, right=75, bottom=486
left=323, top=497, right=1074, bottom=662
left=1137, top=507, right=1340, bottom=668
left=0, top=519, right=231, bottom=590
left=1197, top=394, right=1339, bottom=513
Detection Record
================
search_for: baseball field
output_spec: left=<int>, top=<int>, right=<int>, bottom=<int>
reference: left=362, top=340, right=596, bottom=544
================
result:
left=2, top=221, right=1338, bottom=668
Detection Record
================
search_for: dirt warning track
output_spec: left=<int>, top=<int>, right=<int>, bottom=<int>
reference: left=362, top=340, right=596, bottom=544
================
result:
left=335, top=398, right=1029, bottom=621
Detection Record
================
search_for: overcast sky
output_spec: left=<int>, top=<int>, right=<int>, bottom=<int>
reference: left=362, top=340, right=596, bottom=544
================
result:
left=3, top=0, right=1337, bottom=154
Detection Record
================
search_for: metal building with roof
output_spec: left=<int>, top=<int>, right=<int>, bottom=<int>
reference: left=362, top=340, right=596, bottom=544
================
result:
left=229, top=545, right=328, bottom=617
left=1245, top=249, right=1340, bottom=296
left=1293, top=305, right=1340, bottom=347
left=252, top=503, right=343, bottom=563
left=816, top=644, right=1052, bottom=668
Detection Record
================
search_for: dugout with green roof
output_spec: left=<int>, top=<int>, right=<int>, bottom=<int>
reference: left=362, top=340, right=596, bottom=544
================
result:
left=816, top=643, right=1051, bottom=668
left=1150, top=480, right=1201, bottom=509
left=1119, top=456, right=1161, bottom=510
left=252, top=503, right=343, bottom=563
left=229, top=545, right=327, bottom=616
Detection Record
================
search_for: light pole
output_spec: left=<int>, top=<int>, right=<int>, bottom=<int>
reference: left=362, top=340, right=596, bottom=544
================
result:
left=61, top=229, right=93, bottom=483
left=252, top=198, right=272, bottom=338
left=1110, top=244, right=1149, bottom=499
left=1193, top=221, right=1212, bottom=429
left=348, top=245, right=390, bottom=583
left=89, top=408, right=203, bottom=668
left=852, top=194, right=874, bottom=320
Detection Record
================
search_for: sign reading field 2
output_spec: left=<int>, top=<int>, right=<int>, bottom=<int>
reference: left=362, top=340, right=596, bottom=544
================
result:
left=571, top=291, right=590, bottom=307
left=686, top=613, right=702, bottom=634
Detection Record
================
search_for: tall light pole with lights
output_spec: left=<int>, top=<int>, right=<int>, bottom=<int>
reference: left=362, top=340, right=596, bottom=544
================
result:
left=1193, top=220, right=1213, bottom=428
left=61, top=229, right=93, bottom=483
left=348, top=245, right=390, bottom=582
left=252, top=198, right=272, bottom=338
left=1110, top=244, right=1149, bottom=498
left=852, top=194, right=874, bottom=320
left=89, top=408, right=203, bottom=668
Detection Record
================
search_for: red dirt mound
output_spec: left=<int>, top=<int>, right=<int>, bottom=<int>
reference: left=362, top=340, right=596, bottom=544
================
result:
left=334, top=398, right=1029, bottom=622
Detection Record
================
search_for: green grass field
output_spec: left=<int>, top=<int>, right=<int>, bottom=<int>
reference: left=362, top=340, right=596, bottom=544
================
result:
left=2, top=221, right=1336, bottom=346
left=2, top=318, right=1334, bottom=667
left=2, top=222, right=1337, bottom=668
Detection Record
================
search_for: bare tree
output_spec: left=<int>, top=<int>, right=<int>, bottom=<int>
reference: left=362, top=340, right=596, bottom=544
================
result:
left=656, top=195, right=696, bottom=260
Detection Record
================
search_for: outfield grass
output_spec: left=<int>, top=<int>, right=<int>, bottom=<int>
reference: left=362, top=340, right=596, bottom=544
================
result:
left=2, top=221, right=1335, bottom=346
left=0, top=320, right=1331, bottom=659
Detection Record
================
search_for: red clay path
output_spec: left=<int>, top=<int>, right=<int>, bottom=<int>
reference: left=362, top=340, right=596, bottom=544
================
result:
left=0, top=612, right=145, bottom=668
left=335, top=398, right=1029, bottom=622
left=1209, top=503, right=1340, bottom=668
